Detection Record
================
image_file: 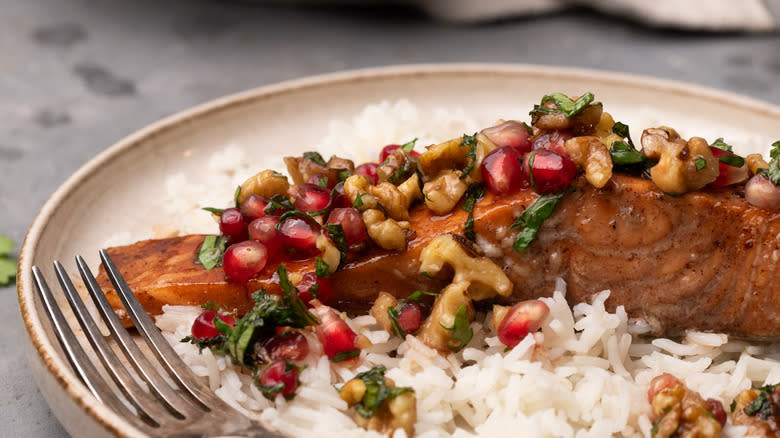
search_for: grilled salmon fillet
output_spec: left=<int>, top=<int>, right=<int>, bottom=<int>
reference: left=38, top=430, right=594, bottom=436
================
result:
left=97, top=174, right=780, bottom=340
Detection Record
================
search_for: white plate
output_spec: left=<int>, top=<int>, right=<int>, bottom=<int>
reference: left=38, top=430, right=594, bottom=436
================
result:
left=17, top=64, right=780, bottom=437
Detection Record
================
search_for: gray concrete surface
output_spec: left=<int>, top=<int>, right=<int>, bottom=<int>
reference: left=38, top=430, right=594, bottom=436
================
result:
left=1, top=0, right=778, bottom=436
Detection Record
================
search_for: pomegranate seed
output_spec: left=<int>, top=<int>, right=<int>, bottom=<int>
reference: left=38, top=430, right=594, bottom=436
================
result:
left=191, top=310, right=235, bottom=339
left=532, top=130, right=573, bottom=156
left=379, top=144, right=420, bottom=163
left=219, top=208, right=248, bottom=242
left=647, top=373, right=681, bottom=403
left=306, top=173, right=336, bottom=190
left=264, top=331, right=309, bottom=361
left=312, top=303, right=358, bottom=361
left=326, top=208, right=366, bottom=245
left=708, top=146, right=749, bottom=188
left=705, top=398, right=727, bottom=427
left=396, top=301, right=422, bottom=334
left=222, top=240, right=268, bottom=282
left=480, top=146, right=525, bottom=194
left=523, top=150, right=577, bottom=193
left=292, top=183, right=331, bottom=213
left=278, top=216, right=320, bottom=255
left=248, top=216, right=283, bottom=259
left=296, top=272, right=333, bottom=304
left=497, top=299, right=550, bottom=348
left=355, top=163, right=379, bottom=185
left=482, top=121, right=532, bottom=153
left=258, top=360, right=299, bottom=400
left=240, top=194, right=268, bottom=222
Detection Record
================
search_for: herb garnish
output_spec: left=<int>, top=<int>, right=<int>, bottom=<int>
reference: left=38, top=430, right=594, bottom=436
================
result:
left=354, top=192, right=364, bottom=208
left=330, top=349, right=360, bottom=363
left=401, top=138, right=418, bottom=154
left=315, top=257, right=331, bottom=278
left=264, top=194, right=294, bottom=216
left=609, top=121, right=649, bottom=167
left=440, top=305, right=473, bottom=352
left=0, top=235, right=17, bottom=286
left=461, top=183, right=484, bottom=242
left=526, top=151, right=538, bottom=191
left=347, top=365, right=413, bottom=418
left=324, top=223, right=348, bottom=262
left=744, top=384, right=777, bottom=419
left=201, top=207, right=225, bottom=215
left=511, top=194, right=563, bottom=252
left=233, top=186, right=242, bottom=208
left=711, top=138, right=733, bottom=152
left=710, top=138, right=745, bottom=168
left=197, top=235, right=228, bottom=270
left=650, top=406, right=673, bottom=437
left=459, top=133, right=478, bottom=179
left=257, top=360, right=302, bottom=400
left=183, top=265, right=319, bottom=367
left=532, top=92, right=595, bottom=118
left=694, top=157, right=707, bottom=171
left=758, top=141, right=780, bottom=185
left=303, top=151, right=327, bottom=166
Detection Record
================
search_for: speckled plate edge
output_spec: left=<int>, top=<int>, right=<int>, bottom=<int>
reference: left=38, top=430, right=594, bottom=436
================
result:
left=17, top=63, right=780, bottom=438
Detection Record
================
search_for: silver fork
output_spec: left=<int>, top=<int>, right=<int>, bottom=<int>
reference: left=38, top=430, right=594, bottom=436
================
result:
left=32, top=249, right=284, bottom=438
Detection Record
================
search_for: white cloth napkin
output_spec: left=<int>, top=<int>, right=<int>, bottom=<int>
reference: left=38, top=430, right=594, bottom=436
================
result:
left=418, top=0, right=779, bottom=31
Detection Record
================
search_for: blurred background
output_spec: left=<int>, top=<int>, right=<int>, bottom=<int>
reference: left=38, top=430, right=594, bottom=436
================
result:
left=1, top=0, right=778, bottom=435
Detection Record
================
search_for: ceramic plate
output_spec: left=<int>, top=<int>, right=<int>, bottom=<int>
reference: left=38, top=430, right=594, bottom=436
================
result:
left=17, top=64, right=780, bottom=437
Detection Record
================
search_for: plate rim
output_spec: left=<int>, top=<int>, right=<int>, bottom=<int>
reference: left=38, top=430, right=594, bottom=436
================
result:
left=17, top=62, right=780, bottom=437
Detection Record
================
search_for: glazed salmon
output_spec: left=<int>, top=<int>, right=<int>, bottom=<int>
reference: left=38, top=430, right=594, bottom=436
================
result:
left=97, top=174, right=780, bottom=340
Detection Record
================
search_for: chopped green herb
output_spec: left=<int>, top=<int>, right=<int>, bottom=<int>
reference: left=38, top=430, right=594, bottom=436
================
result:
left=233, top=186, right=242, bottom=208
left=522, top=122, right=533, bottom=136
left=527, top=151, right=538, bottom=191
left=315, top=257, right=331, bottom=278
left=730, top=399, right=737, bottom=412
left=0, top=235, right=16, bottom=286
left=257, top=360, right=301, bottom=400
left=610, top=141, right=646, bottom=165
left=201, top=207, right=225, bottom=215
left=197, top=235, right=228, bottom=270
left=406, top=290, right=437, bottom=302
left=387, top=306, right=405, bottom=337
left=201, top=301, right=220, bottom=311
left=611, top=121, right=632, bottom=142
left=180, top=334, right=229, bottom=352
left=315, top=177, right=329, bottom=188
left=744, top=384, right=777, bottom=419
left=719, top=154, right=745, bottom=168
left=711, top=138, right=733, bottom=152
left=386, top=160, right=417, bottom=185
left=532, top=92, right=595, bottom=118
left=461, top=183, right=484, bottom=242
left=354, top=192, right=364, bottom=208
left=324, top=223, right=348, bottom=262
left=695, top=157, right=707, bottom=171
left=303, top=151, right=327, bottom=166
left=401, top=138, right=418, bottom=153
left=337, top=169, right=352, bottom=181
left=511, top=194, right=563, bottom=252
left=758, top=141, right=780, bottom=185
left=440, top=305, right=473, bottom=352
left=420, top=271, right=433, bottom=279
left=264, top=194, right=294, bottom=215
left=213, top=315, right=233, bottom=335
left=348, top=365, right=413, bottom=418
left=459, top=133, right=478, bottom=179
left=308, top=283, right=320, bottom=299
left=330, top=349, right=360, bottom=363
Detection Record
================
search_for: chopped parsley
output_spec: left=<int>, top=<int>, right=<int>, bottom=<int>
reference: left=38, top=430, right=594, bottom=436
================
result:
left=440, top=305, right=473, bottom=352
left=609, top=121, right=649, bottom=167
left=201, top=207, right=225, bottom=215
left=459, top=133, right=478, bottom=179
left=0, top=235, right=16, bottom=286
left=744, top=384, right=777, bottom=419
left=324, top=223, right=348, bottom=262
left=315, top=257, right=331, bottom=278
left=511, top=194, right=563, bottom=252
left=526, top=151, right=538, bottom=191
left=401, top=138, right=418, bottom=153
left=233, top=186, right=242, bottom=208
left=711, top=138, right=733, bottom=152
left=532, top=92, right=595, bottom=118
left=758, top=141, right=780, bottom=185
left=303, top=151, right=328, bottom=166
left=354, top=192, right=364, bottom=208
left=196, top=235, right=228, bottom=270
left=264, top=194, right=294, bottom=216
left=719, top=154, right=745, bottom=168
left=330, top=349, right=360, bottom=363
left=387, top=305, right=405, bottom=337
left=347, top=365, right=413, bottom=418
left=406, top=290, right=438, bottom=302
left=461, top=183, right=484, bottom=242
left=651, top=406, right=673, bottom=437
left=694, top=157, right=707, bottom=171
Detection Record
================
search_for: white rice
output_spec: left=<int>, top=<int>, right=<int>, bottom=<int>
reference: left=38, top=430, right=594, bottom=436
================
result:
left=144, top=100, right=780, bottom=437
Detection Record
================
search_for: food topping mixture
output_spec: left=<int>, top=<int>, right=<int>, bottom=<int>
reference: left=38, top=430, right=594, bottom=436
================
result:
left=169, top=92, right=780, bottom=436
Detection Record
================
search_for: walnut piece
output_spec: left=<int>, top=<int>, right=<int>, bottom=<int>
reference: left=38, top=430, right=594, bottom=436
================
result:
left=422, top=170, right=469, bottom=215
left=640, top=127, right=718, bottom=195
left=564, top=136, right=613, bottom=188
left=238, top=169, right=290, bottom=203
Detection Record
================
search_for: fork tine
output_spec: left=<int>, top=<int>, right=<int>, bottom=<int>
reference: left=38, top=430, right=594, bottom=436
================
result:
left=75, top=255, right=202, bottom=419
left=99, top=249, right=224, bottom=409
left=31, top=265, right=155, bottom=432
left=53, top=261, right=173, bottom=427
